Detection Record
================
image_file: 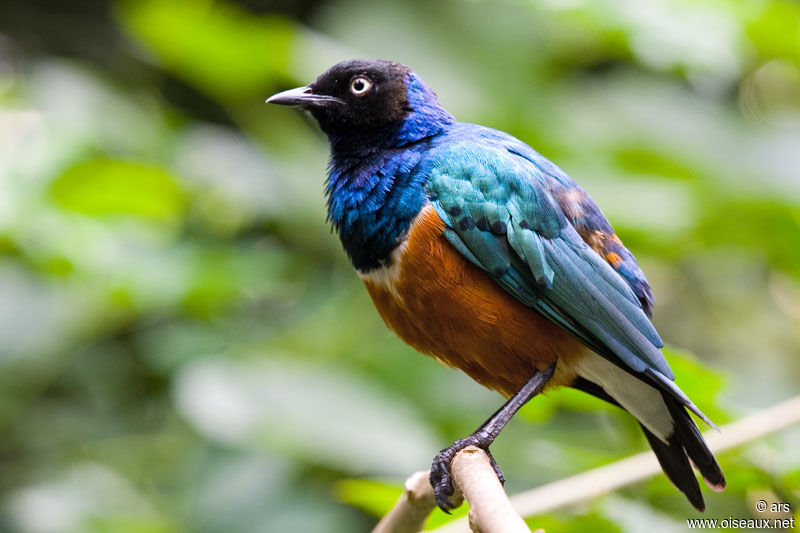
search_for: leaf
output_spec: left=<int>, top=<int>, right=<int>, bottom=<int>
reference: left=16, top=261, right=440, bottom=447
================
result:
left=116, top=0, right=294, bottom=102
left=694, top=197, right=800, bottom=279
left=527, top=510, right=623, bottom=533
left=746, top=1, right=800, bottom=66
left=49, top=158, right=186, bottom=221
left=334, top=479, right=403, bottom=518
left=334, top=477, right=470, bottom=530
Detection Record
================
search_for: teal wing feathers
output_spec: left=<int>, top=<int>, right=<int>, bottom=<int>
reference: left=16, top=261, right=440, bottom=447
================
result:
left=424, top=138, right=674, bottom=381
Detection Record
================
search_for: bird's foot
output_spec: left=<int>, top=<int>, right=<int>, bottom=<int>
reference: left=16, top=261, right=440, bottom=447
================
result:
left=429, top=435, right=505, bottom=512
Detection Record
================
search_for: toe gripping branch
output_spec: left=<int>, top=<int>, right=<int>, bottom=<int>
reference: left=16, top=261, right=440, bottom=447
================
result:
left=429, top=363, right=557, bottom=512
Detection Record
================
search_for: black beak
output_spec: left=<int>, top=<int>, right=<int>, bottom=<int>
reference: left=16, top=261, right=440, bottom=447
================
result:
left=265, top=86, right=343, bottom=107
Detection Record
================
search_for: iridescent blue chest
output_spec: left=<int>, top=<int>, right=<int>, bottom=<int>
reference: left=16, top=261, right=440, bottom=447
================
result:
left=325, top=146, right=432, bottom=272
left=323, top=72, right=455, bottom=272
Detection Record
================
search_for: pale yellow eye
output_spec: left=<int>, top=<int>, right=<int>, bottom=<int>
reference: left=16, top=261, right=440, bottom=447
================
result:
left=350, top=76, right=372, bottom=95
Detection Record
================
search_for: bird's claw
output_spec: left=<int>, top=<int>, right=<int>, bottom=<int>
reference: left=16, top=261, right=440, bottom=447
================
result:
left=429, top=436, right=505, bottom=512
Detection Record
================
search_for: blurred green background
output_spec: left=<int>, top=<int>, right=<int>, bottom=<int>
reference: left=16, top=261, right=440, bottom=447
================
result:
left=0, top=0, right=798, bottom=531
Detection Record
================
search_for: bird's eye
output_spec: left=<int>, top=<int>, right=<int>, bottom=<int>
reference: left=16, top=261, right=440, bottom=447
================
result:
left=350, top=76, right=372, bottom=95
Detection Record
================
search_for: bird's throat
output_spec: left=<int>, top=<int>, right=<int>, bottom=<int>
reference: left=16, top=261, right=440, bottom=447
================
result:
left=325, top=148, right=430, bottom=273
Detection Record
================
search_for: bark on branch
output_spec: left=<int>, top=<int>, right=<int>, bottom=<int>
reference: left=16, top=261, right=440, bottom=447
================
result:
left=371, top=470, right=438, bottom=533
left=450, top=446, right=539, bottom=533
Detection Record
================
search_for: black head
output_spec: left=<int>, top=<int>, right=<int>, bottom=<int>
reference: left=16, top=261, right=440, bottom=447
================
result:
left=267, top=59, right=450, bottom=148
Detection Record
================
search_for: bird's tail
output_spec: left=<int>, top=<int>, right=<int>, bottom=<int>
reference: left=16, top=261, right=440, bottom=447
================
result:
left=572, top=355, right=725, bottom=511
left=639, top=395, right=725, bottom=511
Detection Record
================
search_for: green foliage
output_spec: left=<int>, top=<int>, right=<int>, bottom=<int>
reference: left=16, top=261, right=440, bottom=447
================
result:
left=695, top=197, right=800, bottom=278
left=745, top=1, right=800, bottom=63
left=335, top=478, right=405, bottom=519
left=117, top=0, right=294, bottom=102
left=662, top=345, right=728, bottom=424
left=0, top=0, right=798, bottom=532
left=528, top=510, right=623, bottom=533
left=50, top=158, right=186, bottom=221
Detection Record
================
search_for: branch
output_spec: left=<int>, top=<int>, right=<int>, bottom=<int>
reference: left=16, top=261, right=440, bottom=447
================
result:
left=450, top=447, right=534, bottom=533
left=371, top=470, right=438, bottom=533
left=371, top=447, right=542, bottom=533
left=432, top=394, right=800, bottom=533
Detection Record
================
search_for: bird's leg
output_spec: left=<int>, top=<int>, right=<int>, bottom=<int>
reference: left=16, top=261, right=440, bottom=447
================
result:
left=429, top=362, right=556, bottom=512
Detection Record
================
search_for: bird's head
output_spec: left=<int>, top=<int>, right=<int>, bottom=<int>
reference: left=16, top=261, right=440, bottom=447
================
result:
left=267, top=59, right=453, bottom=150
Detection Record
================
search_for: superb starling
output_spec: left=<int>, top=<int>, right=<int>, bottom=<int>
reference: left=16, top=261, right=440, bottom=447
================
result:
left=267, top=59, right=725, bottom=512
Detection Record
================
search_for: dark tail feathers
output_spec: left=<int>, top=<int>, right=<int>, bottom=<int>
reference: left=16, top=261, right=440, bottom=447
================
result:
left=640, top=396, right=725, bottom=511
left=655, top=395, right=726, bottom=508
left=573, top=377, right=725, bottom=511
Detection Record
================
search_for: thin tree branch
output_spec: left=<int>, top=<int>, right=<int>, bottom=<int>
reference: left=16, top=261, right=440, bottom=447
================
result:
left=371, top=447, right=541, bottom=533
left=371, top=470, right=438, bottom=533
left=449, top=446, right=534, bottom=533
left=431, top=394, right=800, bottom=533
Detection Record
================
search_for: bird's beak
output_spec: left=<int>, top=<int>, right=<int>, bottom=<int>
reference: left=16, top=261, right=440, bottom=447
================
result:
left=265, top=86, right=343, bottom=107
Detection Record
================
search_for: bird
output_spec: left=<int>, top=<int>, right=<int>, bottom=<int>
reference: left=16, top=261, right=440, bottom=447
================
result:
left=266, top=59, right=725, bottom=513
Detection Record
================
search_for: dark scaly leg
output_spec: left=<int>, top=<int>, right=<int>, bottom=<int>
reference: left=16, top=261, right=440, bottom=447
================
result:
left=430, top=362, right=556, bottom=512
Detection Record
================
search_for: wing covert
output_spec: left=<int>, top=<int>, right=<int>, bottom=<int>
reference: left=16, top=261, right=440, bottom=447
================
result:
left=425, top=140, right=672, bottom=380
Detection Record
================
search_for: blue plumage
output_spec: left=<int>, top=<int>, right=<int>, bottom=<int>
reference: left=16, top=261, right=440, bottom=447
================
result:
left=420, top=127, right=670, bottom=379
left=326, top=147, right=429, bottom=270
left=324, top=72, right=455, bottom=271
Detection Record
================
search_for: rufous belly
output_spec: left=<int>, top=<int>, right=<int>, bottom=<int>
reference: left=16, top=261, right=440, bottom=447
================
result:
left=361, top=205, right=588, bottom=397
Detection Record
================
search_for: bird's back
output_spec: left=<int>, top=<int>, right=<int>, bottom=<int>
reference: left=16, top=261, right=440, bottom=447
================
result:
left=424, top=122, right=655, bottom=313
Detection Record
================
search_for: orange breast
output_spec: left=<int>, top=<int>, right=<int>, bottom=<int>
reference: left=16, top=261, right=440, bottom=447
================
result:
left=362, top=205, right=588, bottom=397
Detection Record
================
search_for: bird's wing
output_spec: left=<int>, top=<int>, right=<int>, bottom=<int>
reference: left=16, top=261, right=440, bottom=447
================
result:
left=502, top=141, right=656, bottom=316
left=424, top=138, right=673, bottom=380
